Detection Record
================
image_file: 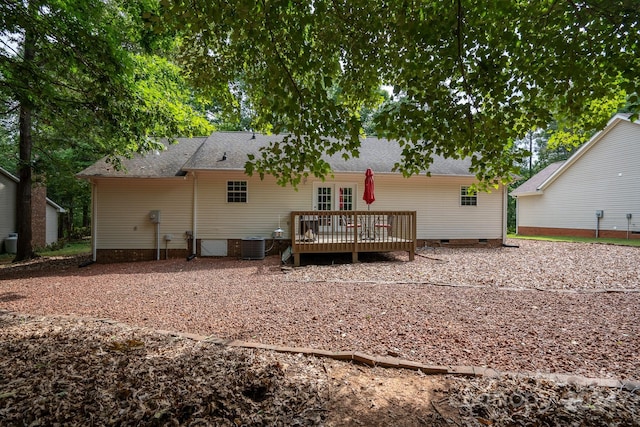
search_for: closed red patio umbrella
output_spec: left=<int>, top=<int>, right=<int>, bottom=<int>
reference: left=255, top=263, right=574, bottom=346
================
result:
left=363, top=168, right=375, bottom=209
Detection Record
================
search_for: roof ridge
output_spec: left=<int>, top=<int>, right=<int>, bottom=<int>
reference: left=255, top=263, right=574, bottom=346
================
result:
left=181, top=137, right=209, bottom=170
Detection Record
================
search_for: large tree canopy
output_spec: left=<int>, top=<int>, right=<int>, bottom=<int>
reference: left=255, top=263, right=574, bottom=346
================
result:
left=1, top=0, right=212, bottom=260
left=160, top=0, right=639, bottom=187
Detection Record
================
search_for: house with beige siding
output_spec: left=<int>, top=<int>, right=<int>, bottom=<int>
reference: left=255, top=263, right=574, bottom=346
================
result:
left=511, top=114, right=640, bottom=239
left=78, top=133, right=508, bottom=264
left=0, top=166, right=65, bottom=253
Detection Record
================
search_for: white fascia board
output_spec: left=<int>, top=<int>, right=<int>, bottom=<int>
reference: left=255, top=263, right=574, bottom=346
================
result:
left=509, top=190, right=543, bottom=198
left=46, top=198, right=66, bottom=213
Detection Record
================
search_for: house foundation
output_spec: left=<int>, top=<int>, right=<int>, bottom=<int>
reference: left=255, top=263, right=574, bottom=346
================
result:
left=95, top=249, right=190, bottom=263
left=94, top=238, right=504, bottom=264
left=418, top=238, right=503, bottom=248
left=517, top=226, right=640, bottom=239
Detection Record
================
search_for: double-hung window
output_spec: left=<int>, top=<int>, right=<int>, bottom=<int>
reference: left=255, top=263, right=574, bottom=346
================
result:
left=227, top=181, right=247, bottom=203
left=460, top=186, right=477, bottom=206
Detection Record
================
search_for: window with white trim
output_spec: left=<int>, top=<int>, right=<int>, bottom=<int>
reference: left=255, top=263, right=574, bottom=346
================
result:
left=227, top=181, right=247, bottom=203
left=460, top=186, right=477, bottom=206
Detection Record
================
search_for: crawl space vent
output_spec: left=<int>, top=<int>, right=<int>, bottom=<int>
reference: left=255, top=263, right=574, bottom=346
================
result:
left=241, top=237, right=265, bottom=260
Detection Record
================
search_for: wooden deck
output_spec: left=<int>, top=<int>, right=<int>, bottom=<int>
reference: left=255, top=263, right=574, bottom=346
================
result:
left=290, top=211, right=417, bottom=266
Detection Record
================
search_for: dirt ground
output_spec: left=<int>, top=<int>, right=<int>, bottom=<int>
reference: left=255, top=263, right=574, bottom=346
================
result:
left=325, top=363, right=458, bottom=426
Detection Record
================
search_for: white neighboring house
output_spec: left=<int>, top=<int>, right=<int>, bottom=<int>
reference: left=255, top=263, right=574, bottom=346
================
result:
left=0, top=166, right=65, bottom=252
left=511, top=114, right=640, bottom=239
left=78, top=132, right=508, bottom=263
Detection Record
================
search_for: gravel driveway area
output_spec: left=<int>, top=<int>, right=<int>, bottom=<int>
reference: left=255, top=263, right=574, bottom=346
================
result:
left=1, top=239, right=639, bottom=381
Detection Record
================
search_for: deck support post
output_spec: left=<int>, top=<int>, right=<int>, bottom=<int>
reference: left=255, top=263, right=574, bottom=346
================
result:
left=352, top=252, right=358, bottom=263
left=294, top=252, right=300, bottom=267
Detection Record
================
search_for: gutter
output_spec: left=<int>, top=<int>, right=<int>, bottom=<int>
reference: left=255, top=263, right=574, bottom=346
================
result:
left=509, top=190, right=544, bottom=198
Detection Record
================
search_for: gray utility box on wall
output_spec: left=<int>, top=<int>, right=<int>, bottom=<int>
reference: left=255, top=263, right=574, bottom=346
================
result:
left=149, top=210, right=161, bottom=223
left=241, top=237, right=265, bottom=260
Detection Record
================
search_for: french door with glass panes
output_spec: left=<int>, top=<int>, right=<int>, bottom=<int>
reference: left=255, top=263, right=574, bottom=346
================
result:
left=314, top=184, right=356, bottom=233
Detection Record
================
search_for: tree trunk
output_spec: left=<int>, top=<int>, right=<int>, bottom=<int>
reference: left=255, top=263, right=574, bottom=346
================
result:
left=14, top=21, right=36, bottom=262
left=82, top=202, right=90, bottom=229
left=68, top=206, right=75, bottom=239
left=15, top=104, right=34, bottom=261
left=65, top=211, right=72, bottom=240
left=58, top=210, right=65, bottom=242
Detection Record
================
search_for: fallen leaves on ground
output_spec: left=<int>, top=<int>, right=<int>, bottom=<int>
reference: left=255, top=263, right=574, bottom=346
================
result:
left=1, top=313, right=639, bottom=426
left=0, top=313, right=327, bottom=426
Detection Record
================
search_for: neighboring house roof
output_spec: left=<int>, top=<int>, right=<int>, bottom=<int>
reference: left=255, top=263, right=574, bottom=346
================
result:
left=510, top=161, right=565, bottom=197
left=45, top=198, right=65, bottom=213
left=78, top=132, right=474, bottom=178
left=0, top=166, right=19, bottom=183
left=510, top=114, right=638, bottom=197
left=0, top=166, right=65, bottom=212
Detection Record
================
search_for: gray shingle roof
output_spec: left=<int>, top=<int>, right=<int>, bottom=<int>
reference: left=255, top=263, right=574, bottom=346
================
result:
left=510, top=161, right=565, bottom=196
left=78, top=132, right=474, bottom=178
left=77, top=137, right=207, bottom=178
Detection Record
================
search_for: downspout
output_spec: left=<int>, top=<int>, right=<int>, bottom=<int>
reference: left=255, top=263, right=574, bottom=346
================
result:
left=91, top=180, right=97, bottom=262
left=191, top=171, right=198, bottom=257
left=156, top=222, right=160, bottom=261
left=502, top=184, right=507, bottom=245
left=515, top=196, right=519, bottom=235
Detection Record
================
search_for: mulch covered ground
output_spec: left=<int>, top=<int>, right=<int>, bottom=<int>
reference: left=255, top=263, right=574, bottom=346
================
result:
left=1, top=240, right=639, bottom=425
left=1, top=312, right=639, bottom=426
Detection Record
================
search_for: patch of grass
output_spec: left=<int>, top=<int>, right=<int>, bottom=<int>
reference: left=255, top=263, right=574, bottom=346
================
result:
left=38, top=241, right=91, bottom=257
left=1, top=240, right=91, bottom=263
left=508, top=234, right=640, bottom=247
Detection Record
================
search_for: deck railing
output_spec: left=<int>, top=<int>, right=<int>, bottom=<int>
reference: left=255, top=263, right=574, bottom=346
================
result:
left=290, top=210, right=417, bottom=266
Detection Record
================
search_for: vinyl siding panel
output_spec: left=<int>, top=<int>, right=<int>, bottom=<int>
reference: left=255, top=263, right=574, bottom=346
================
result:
left=95, top=177, right=193, bottom=250
left=371, top=175, right=504, bottom=239
left=1, top=173, right=60, bottom=248
left=93, top=171, right=505, bottom=249
left=45, top=204, right=58, bottom=245
left=517, top=120, right=640, bottom=232
left=0, top=173, right=17, bottom=242
left=196, top=171, right=314, bottom=239
left=195, top=172, right=504, bottom=240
